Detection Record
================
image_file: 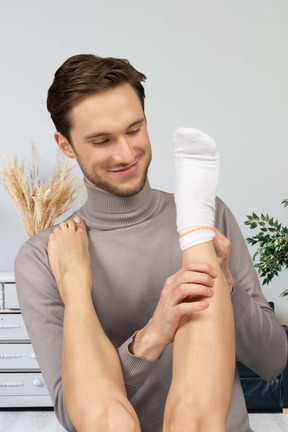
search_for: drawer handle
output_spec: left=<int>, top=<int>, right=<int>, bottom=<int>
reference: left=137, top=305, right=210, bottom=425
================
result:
left=0, top=354, right=21, bottom=359
left=0, top=325, right=21, bottom=329
left=32, top=379, right=44, bottom=387
left=0, top=382, right=23, bottom=387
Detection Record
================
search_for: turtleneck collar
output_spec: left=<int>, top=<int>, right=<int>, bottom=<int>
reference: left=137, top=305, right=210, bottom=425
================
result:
left=81, top=179, right=159, bottom=230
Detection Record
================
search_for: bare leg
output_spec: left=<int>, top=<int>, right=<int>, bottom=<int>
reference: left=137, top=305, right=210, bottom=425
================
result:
left=48, top=218, right=141, bottom=432
left=163, top=129, right=235, bottom=432
left=163, top=242, right=235, bottom=432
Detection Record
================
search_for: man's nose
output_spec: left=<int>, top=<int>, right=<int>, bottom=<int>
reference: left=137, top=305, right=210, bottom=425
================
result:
left=113, top=137, right=135, bottom=164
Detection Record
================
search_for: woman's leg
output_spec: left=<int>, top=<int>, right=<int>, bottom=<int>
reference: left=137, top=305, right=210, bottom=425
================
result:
left=48, top=218, right=141, bottom=432
left=164, top=242, right=235, bottom=432
left=163, top=129, right=235, bottom=432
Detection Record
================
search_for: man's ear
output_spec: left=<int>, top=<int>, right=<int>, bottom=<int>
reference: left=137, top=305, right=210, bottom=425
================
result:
left=54, top=132, right=76, bottom=159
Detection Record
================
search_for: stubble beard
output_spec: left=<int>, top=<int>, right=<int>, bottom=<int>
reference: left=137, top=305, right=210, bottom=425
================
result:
left=78, top=150, right=152, bottom=197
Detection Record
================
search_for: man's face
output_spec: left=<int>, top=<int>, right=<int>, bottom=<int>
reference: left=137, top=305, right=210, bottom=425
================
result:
left=56, top=83, right=152, bottom=197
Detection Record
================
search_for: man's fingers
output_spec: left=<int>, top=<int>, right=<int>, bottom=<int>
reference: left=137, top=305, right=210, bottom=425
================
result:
left=163, top=264, right=217, bottom=301
left=182, top=262, right=218, bottom=279
left=213, top=228, right=231, bottom=253
left=177, top=301, right=209, bottom=316
left=175, top=283, right=214, bottom=303
left=165, top=262, right=217, bottom=286
left=183, top=270, right=216, bottom=285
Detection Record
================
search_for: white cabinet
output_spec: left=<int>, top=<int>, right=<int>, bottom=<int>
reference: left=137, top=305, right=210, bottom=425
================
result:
left=0, top=272, right=53, bottom=407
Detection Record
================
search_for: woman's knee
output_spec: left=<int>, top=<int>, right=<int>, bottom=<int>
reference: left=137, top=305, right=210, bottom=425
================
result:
left=165, top=399, right=197, bottom=432
left=165, top=398, right=226, bottom=432
left=79, top=400, right=139, bottom=432
left=105, top=400, right=139, bottom=432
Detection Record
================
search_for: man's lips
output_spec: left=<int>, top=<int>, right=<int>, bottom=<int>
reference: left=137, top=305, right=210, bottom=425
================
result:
left=108, top=160, right=139, bottom=176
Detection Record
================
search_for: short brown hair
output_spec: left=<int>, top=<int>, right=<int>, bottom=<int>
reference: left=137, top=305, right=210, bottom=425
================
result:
left=47, top=54, right=146, bottom=142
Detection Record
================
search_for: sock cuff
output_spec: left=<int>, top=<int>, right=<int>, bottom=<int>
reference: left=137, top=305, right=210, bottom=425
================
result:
left=179, top=226, right=216, bottom=240
left=179, top=228, right=216, bottom=251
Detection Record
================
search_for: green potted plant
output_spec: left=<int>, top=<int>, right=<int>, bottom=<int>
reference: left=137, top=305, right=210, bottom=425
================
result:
left=245, top=200, right=288, bottom=298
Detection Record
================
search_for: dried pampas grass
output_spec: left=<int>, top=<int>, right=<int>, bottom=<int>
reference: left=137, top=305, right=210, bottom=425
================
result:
left=0, top=148, right=82, bottom=238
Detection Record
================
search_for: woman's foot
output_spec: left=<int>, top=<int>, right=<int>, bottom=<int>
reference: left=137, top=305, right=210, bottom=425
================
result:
left=47, top=216, right=92, bottom=303
left=173, top=128, right=219, bottom=251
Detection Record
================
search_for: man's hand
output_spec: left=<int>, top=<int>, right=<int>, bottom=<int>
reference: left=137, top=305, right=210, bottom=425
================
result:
left=213, top=228, right=234, bottom=295
left=129, top=262, right=217, bottom=360
left=130, top=230, right=234, bottom=361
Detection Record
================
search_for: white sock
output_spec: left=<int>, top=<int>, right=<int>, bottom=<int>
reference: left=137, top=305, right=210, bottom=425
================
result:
left=173, top=128, right=219, bottom=251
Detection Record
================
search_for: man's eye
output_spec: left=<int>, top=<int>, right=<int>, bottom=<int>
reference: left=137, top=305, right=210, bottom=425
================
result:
left=92, top=139, right=109, bottom=146
left=128, top=128, right=140, bottom=135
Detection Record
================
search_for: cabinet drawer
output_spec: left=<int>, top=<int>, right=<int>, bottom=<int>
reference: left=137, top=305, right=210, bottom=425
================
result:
left=0, top=314, right=29, bottom=340
left=3, top=283, right=19, bottom=309
left=0, top=273, right=15, bottom=284
left=0, top=273, right=16, bottom=310
left=0, top=372, right=50, bottom=396
left=0, top=372, right=53, bottom=406
left=0, top=343, right=40, bottom=371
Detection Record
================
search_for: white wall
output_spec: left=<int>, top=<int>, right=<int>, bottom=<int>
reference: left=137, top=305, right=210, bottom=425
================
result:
left=0, top=0, right=287, bottom=323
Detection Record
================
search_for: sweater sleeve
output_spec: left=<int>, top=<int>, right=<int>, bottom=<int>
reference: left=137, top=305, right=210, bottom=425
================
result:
left=15, top=233, right=76, bottom=432
left=117, top=333, right=159, bottom=399
left=215, top=197, right=288, bottom=380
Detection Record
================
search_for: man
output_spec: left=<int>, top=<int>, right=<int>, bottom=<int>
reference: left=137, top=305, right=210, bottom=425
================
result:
left=15, top=54, right=287, bottom=432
